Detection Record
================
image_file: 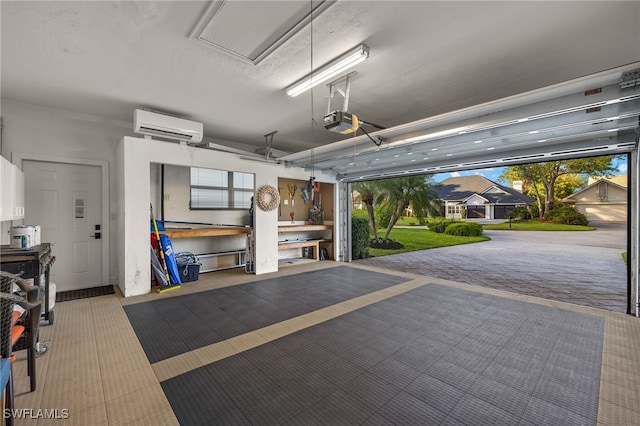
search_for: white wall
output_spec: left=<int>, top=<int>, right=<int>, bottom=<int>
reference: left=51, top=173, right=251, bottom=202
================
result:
left=119, top=136, right=338, bottom=297
left=1, top=100, right=131, bottom=282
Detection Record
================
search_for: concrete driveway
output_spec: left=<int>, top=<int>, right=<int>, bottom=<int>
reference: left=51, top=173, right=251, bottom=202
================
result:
left=354, top=223, right=628, bottom=313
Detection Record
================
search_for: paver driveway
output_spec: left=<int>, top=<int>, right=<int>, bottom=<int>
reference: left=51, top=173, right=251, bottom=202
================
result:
left=354, top=223, right=628, bottom=313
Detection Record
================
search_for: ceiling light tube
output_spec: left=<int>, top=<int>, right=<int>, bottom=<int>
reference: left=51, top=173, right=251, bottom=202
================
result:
left=286, top=44, right=369, bottom=97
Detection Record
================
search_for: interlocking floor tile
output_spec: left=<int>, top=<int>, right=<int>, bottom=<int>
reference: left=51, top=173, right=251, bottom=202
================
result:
left=448, top=394, right=521, bottom=426
left=441, top=346, right=494, bottom=373
left=370, top=357, right=423, bottom=388
left=361, top=413, right=397, bottom=425
left=425, top=359, right=481, bottom=392
left=293, top=390, right=374, bottom=425
left=521, top=397, right=592, bottom=426
left=377, top=391, right=447, bottom=425
left=532, top=378, right=599, bottom=421
left=482, top=360, right=542, bottom=394
left=468, top=376, right=531, bottom=418
left=404, top=374, right=466, bottom=415
left=341, top=371, right=403, bottom=411
left=232, top=384, right=306, bottom=425
left=218, top=367, right=276, bottom=402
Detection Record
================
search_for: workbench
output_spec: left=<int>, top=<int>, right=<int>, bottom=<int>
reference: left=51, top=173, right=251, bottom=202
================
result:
left=159, top=227, right=251, bottom=273
left=278, top=225, right=333, bottom=262
left=160, top=227, right=250, bottom=239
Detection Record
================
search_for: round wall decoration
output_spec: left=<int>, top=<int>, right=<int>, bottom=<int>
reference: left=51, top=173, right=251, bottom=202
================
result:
left=256, top=185, right=280, bottom=211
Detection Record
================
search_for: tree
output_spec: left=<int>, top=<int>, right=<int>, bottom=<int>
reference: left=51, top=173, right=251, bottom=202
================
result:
left=500, top=156, right=619, bottom=217
left=351, top=181, right=384, bottom=241
left=376, top=175, right=441, bottom=240
left=500, top=166, right=545, bottom=215
left=555, top=174, right=587, bottom=200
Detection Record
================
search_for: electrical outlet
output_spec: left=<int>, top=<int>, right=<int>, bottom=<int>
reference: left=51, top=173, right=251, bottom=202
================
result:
left=164, top=194, right=171, bottom=201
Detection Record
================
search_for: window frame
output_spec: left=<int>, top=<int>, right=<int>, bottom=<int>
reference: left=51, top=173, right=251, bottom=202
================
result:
left=189, top=168, right=254, bottom=210
left=447, top=204, right=461, bottom=216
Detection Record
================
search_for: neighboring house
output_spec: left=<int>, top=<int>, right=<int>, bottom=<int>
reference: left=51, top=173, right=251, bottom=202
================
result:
left=435, top=176, right=533, bottom=220
left=562, top=176, right=627, bottom=223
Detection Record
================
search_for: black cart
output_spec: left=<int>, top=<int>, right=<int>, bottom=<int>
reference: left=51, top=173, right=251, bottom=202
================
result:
left=0, top=243, right=56, bottom=325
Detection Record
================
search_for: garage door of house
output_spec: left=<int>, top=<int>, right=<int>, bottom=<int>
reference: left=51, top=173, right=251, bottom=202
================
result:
left=466, top=206, right=486, bottom=219
left=494, top=205, right=512, bottom=219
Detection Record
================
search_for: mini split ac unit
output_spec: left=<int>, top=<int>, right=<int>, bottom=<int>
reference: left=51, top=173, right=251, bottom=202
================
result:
left=133, top=109, right=203, bottom=144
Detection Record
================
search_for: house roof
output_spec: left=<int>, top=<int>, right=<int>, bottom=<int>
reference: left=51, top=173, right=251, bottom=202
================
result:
left=562, top=178, right=628, bottom=202
left=435, top=175, right=534, bottom=205
left=587, top=175, right=628, bottom=187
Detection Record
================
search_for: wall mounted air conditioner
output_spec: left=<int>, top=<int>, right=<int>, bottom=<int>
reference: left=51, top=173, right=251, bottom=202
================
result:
left=134, top=109, right=203, bottom=144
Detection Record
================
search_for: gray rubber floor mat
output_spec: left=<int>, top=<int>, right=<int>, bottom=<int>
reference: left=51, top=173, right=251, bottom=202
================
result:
left=162, top=284, right=603, bottom=425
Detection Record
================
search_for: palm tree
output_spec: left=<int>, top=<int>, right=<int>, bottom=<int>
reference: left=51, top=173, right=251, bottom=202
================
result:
left=352, top=181, right=384, bottom=241
left=377, top=175, right=441, bottom=240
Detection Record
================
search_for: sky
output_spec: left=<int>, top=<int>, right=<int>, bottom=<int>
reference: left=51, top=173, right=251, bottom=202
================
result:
left=432, top=155, right=629, bottom=184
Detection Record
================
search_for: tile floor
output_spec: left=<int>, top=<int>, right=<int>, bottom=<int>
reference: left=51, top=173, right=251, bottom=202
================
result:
left=9, top=261, right=640, bottom=425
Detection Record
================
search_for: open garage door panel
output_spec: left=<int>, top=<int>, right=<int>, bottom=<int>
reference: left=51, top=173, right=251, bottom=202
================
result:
left=282, top=64, right=639, bottom=182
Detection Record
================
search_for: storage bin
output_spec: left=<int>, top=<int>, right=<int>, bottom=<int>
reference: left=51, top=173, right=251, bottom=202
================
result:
left=175, top=252, right=200, bottom=283
left=179, top=263, right=200, bottom=283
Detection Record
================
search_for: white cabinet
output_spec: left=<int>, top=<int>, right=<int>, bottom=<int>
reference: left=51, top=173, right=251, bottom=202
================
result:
left=0, top=156, right=13, bottom=220
left=0, top=156, right=25, bottom=221
left=12, top=166, right=25, bottom=219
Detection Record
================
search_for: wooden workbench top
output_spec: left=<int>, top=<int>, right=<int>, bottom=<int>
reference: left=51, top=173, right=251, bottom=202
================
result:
left=277, top=225, right=332, bottom=232
left=159, top=227, right=250, bottom=239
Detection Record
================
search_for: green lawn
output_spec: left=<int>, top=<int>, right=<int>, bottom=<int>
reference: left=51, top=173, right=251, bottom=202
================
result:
left=386, top=216, right=595, bottom=230
left=482, top=221, right=595, bottom=231
left=368, top=227, right=490, bottom=257
left=363, top=217, right=592, bottom=258
left=394, top=216, right=428, bottom=226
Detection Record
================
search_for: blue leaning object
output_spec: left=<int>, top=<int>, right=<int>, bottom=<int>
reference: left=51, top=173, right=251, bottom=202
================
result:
left=159, top=234, right=181, bottom=285
left=0, top=358, right=10, bottom=396
left=150, top=220, right=165, bottom=232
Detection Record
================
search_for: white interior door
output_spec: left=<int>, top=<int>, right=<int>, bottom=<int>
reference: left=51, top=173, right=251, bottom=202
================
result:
left=23, top=161, right=103, bottom=292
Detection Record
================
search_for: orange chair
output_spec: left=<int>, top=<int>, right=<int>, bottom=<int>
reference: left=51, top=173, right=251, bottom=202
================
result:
left=1, top=271, right=41, bottom=426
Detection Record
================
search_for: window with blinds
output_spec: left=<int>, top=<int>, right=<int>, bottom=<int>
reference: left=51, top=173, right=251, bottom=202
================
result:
left=190, top=167, right=254, bottom=210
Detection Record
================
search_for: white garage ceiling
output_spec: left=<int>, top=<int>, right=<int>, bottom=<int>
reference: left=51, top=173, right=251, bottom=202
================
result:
left=2, top=1, right=639, bottom=179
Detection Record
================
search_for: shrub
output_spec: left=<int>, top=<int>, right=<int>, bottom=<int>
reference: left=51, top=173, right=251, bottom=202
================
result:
left=428, top=218, right=457, bottom=233
left=351, top=216, right=370, bottom=259
left=507, top=206, right=531, bottom=220
left=544, top=206, right=588, bottom=226
left=351, top=208, right=368, bottom=219
left=443, top=222, right=484, bottom=237
left=529, top=204, right=540, bottom=218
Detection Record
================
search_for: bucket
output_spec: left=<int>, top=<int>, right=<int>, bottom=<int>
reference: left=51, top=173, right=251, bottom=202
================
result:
left=10, top=225, right=40, bottom=249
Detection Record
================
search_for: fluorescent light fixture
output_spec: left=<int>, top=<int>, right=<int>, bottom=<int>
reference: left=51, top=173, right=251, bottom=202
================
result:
left=286, top=44, right=369, bottom=97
